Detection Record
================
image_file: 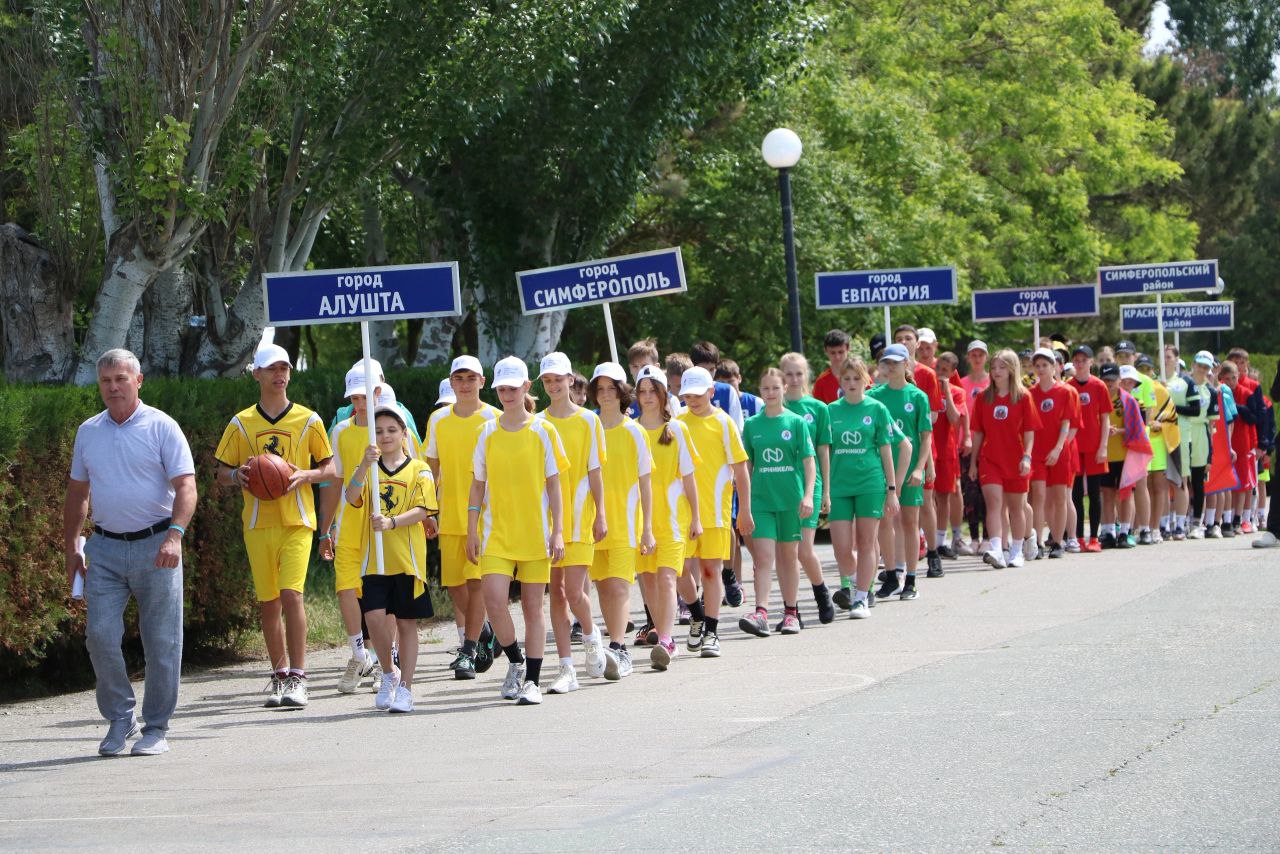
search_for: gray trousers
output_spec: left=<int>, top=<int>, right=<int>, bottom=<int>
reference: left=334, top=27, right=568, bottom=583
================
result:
left=84, top=530, right=183, bottom=736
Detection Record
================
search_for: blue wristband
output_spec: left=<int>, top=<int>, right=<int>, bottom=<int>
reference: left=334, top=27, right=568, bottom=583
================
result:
left=351, top=480, right=365, bottom=490
left=168, top=524, right=185, bottom=537
left=468, top=505, right=481, bottom=512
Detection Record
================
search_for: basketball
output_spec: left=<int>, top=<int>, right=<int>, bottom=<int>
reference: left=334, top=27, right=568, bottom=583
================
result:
left=245, top=453, right=293, bottom=501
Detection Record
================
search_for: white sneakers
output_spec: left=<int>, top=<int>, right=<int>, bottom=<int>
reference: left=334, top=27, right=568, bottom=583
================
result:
left=375, top=671, right=398, bottom=710
left=1253, top=531, right=1279, bottom=549
left=280, top=675, right=308, bottom=708
left=389, top=684, right=414, bottom=713
left=546, top=663, right=579, bottom=694
left=501, top=662, right=527, bottom=700
left=583, top=636, right=606, bottom=679
left=602, top=647, right=621, bottom=681
left=515, top=681, right=542, bottom=705
left=983, top=549, right=1008, bottom=569
left=338, top=653, right=376, bottom=694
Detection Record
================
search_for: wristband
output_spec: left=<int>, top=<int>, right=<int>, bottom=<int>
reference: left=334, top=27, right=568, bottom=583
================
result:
left=887, top=485, right=896, bottom=492
left=390, top=516, right=397, bottom=530
left=351, top=480, right=364, bottom=490
left=168, top=524, right=185, bottom=537
left=468, top=505, right=481, bottom=512
left=1021, top=454, right=1032, bottom=460
left=318, top=533, right=331, bottom=541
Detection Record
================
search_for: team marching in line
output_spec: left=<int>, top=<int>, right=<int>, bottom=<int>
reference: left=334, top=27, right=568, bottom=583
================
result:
left=213, top=327, right=1278, bottom=712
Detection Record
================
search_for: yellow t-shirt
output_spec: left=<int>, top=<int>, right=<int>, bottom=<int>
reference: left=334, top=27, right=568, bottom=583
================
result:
left=347, top=457, right=437, bottom=594
left=424, top=402, right=499, bottom=536
left=597, top=418, right=653, bottom=550
left=473, top=418, right=568, bottom=561
left=1107, top=392, right=1127, bottom=463
left=215, top=402, right=333, bottom=530
left=1149, top=380, right=1180, bottom=451
left=330, top=415, right=419, bottom=556
left=645, top=421, right=698, bottom=545
left=538, top=409, right=606, bottom=545
left=678, top=408, right=748, bottom=529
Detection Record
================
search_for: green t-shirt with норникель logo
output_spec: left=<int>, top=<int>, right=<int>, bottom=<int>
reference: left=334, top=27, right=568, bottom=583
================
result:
left=867, top=381, right=932, bottom=472
left=741, top=410, right=814, bottom=513
left=827, top=396, right=895, bottom=497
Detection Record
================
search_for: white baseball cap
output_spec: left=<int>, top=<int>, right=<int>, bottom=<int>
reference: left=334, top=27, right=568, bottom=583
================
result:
left=967, top=340, right=988, bottom=353
left=917, top=328, right=937, bottom=344
left=635, top=364, right=667, bottom=388
left=372, top=403, right=407, bottom=428
left=252, top=344, right=291, bottom=370
left=349, top=357, right=384, bottom=380
left=1194, top=350, right=1215, bottom=368
left=492, top=356, right=529, bottom=389
left=1032, top=347, right=1057, bottom=363
left=538, top=351, right=573, bottom=377
left=450, top=355, right=484, bottom=376
left=591, top=362, right=627, bottom=384
left=436, top=379, right=456, bottom=406
left=1119, top=364, right=1142, bottom=383
left=343, top=366, right=382, bottom=399
left=680, top=366, right=715, bottom=397
left=377, top=383, right=397, bottom=406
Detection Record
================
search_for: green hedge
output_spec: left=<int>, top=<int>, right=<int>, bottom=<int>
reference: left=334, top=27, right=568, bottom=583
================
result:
left=0, top=365, right=452, bottom=696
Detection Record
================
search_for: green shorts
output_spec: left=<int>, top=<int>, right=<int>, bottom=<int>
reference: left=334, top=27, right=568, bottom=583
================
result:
left=900, top=483, right=925, bottom=507
left=829, top=492, right=886, bottom=521
left=1148, top=435, right=1167, bottom=472
left=752, top=509, right=802, bottom=542
left=802, top=475, right=823, bottom=530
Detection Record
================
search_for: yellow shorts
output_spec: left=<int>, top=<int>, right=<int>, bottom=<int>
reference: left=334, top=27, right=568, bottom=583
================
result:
left=554, top=542, right=596, bottom=569
left=245, top=526, right=312, bottom=602
left=439, top=534, right=482, bottom=588
left=480, top=554, right=551, bottom=585
left=333, top=545, right=363, bottom=595
left=638, top=541, right=686, bottom=576
left=589, top=548, right=637, bottom=583
left=689, top=527, right=732, bottom=562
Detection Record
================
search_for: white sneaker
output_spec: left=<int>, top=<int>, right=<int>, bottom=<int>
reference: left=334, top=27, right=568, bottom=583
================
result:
left=515, top=681, right=542, bottom=705
left=546, top=663, right=579, bottom=694
left=583, top=636, right=606, bottom=679
left=954, top=537, right=974, bottom=556
left=263, top=674, right=285, bottom=709
left=1207, top=524, right=1222, bottom=539
left=1023, top=537, right=1037, bottom=557
left=1188, top=524, right=1205, bottom=540
left=1252, top=531, right=1279, bottom=548
left=1065, top=538, right=1082, bottom=553
left=280, top=675, right=308, bottom=708
left=977, top=539, right=992, bottom=555
left=375, top=671, right=397, bottom=710
left=848, top=599, right=869, bottom=619
left=616, top=647, right=633, bottom=678
left=700, top=631, right=722, bottom=658
left=1008, top=552, right=1025, bottom=567
left=338, top=653, right=376, bottom=694
left=686, top=620, right=704, bottom=652
left=983, top=549, right=1007, bottom=569
left=602, top=647, right=621, bottom=681
left=501, top=662, right=527, bottom=700
left=388, top=683, right=414, bottom=713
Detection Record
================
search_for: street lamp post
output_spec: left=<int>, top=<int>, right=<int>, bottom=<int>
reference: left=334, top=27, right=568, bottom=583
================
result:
left=762, top=128, right=803, bottom=353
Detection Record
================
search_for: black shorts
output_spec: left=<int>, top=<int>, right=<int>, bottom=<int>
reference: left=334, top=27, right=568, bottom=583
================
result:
left=1100, top=460, right=1124, bottom=490
left=360, top=574, right=434, bottom=619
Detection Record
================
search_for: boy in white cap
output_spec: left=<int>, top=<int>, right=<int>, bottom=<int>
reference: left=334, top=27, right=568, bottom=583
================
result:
left=424, top=355, right=500, bottom=678
left=328, top=358, right=420, bottom=440
left=215, top=345, right=335, bottom=708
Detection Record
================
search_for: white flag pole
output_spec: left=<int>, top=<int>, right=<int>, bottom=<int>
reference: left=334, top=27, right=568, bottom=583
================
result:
left=602, top=303, right=620, bottom=364
left=360, top=321, right=385, bottom=574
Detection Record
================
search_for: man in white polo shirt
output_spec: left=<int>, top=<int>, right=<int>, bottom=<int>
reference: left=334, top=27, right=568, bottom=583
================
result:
left=64, top=349, right=196, bottom=757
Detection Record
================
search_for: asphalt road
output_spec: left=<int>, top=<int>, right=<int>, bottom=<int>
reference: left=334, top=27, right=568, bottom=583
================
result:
left=3, top=537, right=1278, bottom=852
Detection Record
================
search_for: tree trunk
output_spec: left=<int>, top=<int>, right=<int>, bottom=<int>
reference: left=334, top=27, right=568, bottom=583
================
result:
left=189, top=263, right=265, bottom=378
left=138, top=267, right=194, bottom=376
left=414, top=314, right=465, bottom=367
left=477, top=307, right=567, bottom=365
left=72, top=239, right=162, bottom=385
left=361, top=188, right=404, bottom=368
left=0, top=224, right=75, bottom=384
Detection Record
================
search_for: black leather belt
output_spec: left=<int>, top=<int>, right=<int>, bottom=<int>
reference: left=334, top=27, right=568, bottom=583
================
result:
left=93, top=519, right=172, bottom=542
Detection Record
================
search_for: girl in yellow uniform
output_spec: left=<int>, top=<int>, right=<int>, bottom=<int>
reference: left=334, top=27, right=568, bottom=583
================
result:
left=536, top=352, right=609, bottom=695
left=588, top=362, right=655, bottom=680
left=634, top=365, right=701, bottom=670
left=344, top=406, right=438, bottom=713
left=467, top=357, right=567, bottom=706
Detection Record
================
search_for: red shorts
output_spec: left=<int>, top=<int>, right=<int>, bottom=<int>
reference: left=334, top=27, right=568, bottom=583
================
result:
left=1032, top=455, right=1075, bottom=487
left=1077, top=451, right=1107, bottom=477
left=933, top=453, right=960, bottom=494
left=979, top=462, right=1030, bottom=494
left=1234, top=451, right=1258, bottom=491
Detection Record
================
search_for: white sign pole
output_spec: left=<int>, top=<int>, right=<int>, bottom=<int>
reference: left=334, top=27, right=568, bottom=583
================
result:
left=1033, top=316, right=1040, bottom=353
left=360, top=321, right=385, bottom=574
left=883, top=306, right=891, bottom=343
left=601, top=303, right=620, bottom=364
left=1175, top=330, right=1181, bottom=355
left=1156, top=293, right=1166, bottom=382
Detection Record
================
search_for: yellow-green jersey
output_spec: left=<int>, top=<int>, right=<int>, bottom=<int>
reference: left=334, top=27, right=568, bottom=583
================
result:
left=347, top=457, right=437, bottom=593
left=645, top=421, right=698, bottom=545
left=473, top=418, right=569, bottom=561
left=597, top=418, right=653, bottom=550
left=678, top=408, right=748, bottom=529
left=215, top=402, right=333, bottom=530
left=424, top=403, right=499, bottom=536
left=538, top=409, right=606, bottom=545
left=329, top=414, right=419, bottom=558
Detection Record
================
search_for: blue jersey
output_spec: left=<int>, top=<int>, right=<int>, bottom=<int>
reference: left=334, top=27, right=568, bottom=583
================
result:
left=739, top=391, right=763, bottom=419
left=711, top=381, right=744, bottom=429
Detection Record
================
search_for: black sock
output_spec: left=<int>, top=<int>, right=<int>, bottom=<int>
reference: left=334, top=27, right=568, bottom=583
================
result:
left=705, top=616, right=719, bottom=634
left=927, top=549, right=938, bottom=558
left=525, top=657, right=542, bottom=685
left=812, top=582, right=828, bottom=598
left=688, top=598, right=706, bottom=622
left=608, top=641, right=621, bottom=650
left=502, top=642, right=523, bottom=664
left=904, top=573, right=916, bottom=586
left=462, top=639, right=477, bottom=656
left=644, top=605, right=654, bottom=626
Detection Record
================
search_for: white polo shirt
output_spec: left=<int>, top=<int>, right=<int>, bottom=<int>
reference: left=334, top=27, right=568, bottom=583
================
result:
left=70, top=401, right=195, bottom=534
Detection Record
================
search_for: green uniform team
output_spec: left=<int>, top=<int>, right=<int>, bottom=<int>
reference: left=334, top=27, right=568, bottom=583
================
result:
left=827, top=396, right=897, bottom=519
left=784, top=395, right=833, bottom=529
left=867, top=382, right=933, bottom=507
left=742, top=409, right=815, bottom=541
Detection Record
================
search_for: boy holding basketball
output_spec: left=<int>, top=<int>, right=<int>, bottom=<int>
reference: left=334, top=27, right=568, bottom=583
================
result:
left=216, top=345, right=334, bottom=709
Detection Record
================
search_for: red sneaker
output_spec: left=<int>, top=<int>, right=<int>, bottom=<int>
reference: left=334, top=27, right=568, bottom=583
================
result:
left=1084, top=538, right=1103, bottom=553
left=1241, top=520, right=1255, bottom=534
left=918, top=533, right=927, bottom=560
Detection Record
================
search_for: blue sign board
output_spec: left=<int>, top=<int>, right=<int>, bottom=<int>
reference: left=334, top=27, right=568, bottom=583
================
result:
left=815, top=266, right=957, bottom=310
left=263, top=262, right=461, bottom=327
left=1098, top=259, right=1218, bottom=297
left=972, top=283, right=1099, bottom=323
left=1119, top=301, right=1234, bottom=333
left=516, top=248, right=686, bottom=316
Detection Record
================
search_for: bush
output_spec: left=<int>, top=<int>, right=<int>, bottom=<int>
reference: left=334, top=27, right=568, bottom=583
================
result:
left=0, top=365, right=452, bottom=697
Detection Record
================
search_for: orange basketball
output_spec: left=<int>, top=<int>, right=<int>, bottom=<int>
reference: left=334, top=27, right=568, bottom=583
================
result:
left=245, top=454, right=293, bottom=501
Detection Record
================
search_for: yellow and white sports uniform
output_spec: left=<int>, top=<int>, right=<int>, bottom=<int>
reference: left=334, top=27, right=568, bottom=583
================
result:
left=424, top=402, right=499, bottom=587
left=329, top=415, right=419, bottom=594
left=538, top=409, right=606, bottom=568
left=472, top=418, right=568, bottom=584
left=346, top=457, right=437, bottom=597
left=591, top=418, right=653, bottom=583
left=678, top=408, right=747, bottom=561
left=641, top=420, right=698, bottom=575
left=215, top=402, right=332, bottom=601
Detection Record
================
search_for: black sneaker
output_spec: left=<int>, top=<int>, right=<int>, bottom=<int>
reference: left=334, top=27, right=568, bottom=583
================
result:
left=900, top=580, right=918, bottom=601
left=815, top=586, right=836, bottom=624
left=876, top=573, right=900, bottom=600
left=1222, top=525, right=1238, bottom=539
left=1115, top=535, right=1135, bottom=549
left=832, top=587, right=853, bottom=610
left=570, top=621, right=583, bottom=644
left=867, top=588, right=876, bottom=608
left=626, top=620, right=636, bottom=634
left=1100, top=532, right=1117, bottom=549
left=1048, top=541, right=1065, bottom=559
left=453, top=652, right=476, bottom=680
left=722, top=567, right=744, bottom=607
left=877, top=568, right=890, bottom=584
left=926, top=553, right=944, bottom=578
left=937, top=543, right=957, bottom=560
left=1138, top=530, right=1153, bottom=545
left=474, top=622, right=496, bottom=674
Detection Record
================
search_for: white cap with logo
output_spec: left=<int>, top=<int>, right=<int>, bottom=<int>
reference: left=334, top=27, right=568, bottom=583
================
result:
left=1032, top=347, right=1057, bottom=363
left=349, top=357, right=384, bottom=380
left=492, top=356, right=530, bottom=389
left=917, top=328, right=937, bottom=344
left=679, top=366, right=715, bottom=397
left=450, top=355, right=484, bottom=376
left=343, top=366, right=381, bottom=399
left=635, top=364, right=667, bottom=388
left=1119, top=365, right=1142, bottom=383
left=591, top=362, right=627, bottom=384
left=539, top=351, right=573, bottom=377
left=1194, top=350, right=1215, bottom=367
left=967, top=340, right=988, bottom=354
left=252, top=344, right=291, bottom=370
left=436, top=379, right=457, bottom=406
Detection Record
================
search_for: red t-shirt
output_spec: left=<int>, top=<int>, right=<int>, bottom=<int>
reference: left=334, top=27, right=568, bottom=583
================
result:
left=913, top=362, right=944, bottom=412
left=813, top=369, right=840, bottom=404
left=1232, top=381, right=1258, bottom=453
left=932, top=383, right=968, bottom=459
left=1069, top=374, right=1109, bottom=460
left=971, top=391, right=1041, bottom=477
left=1029, top=382, right=1075, bottom=462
